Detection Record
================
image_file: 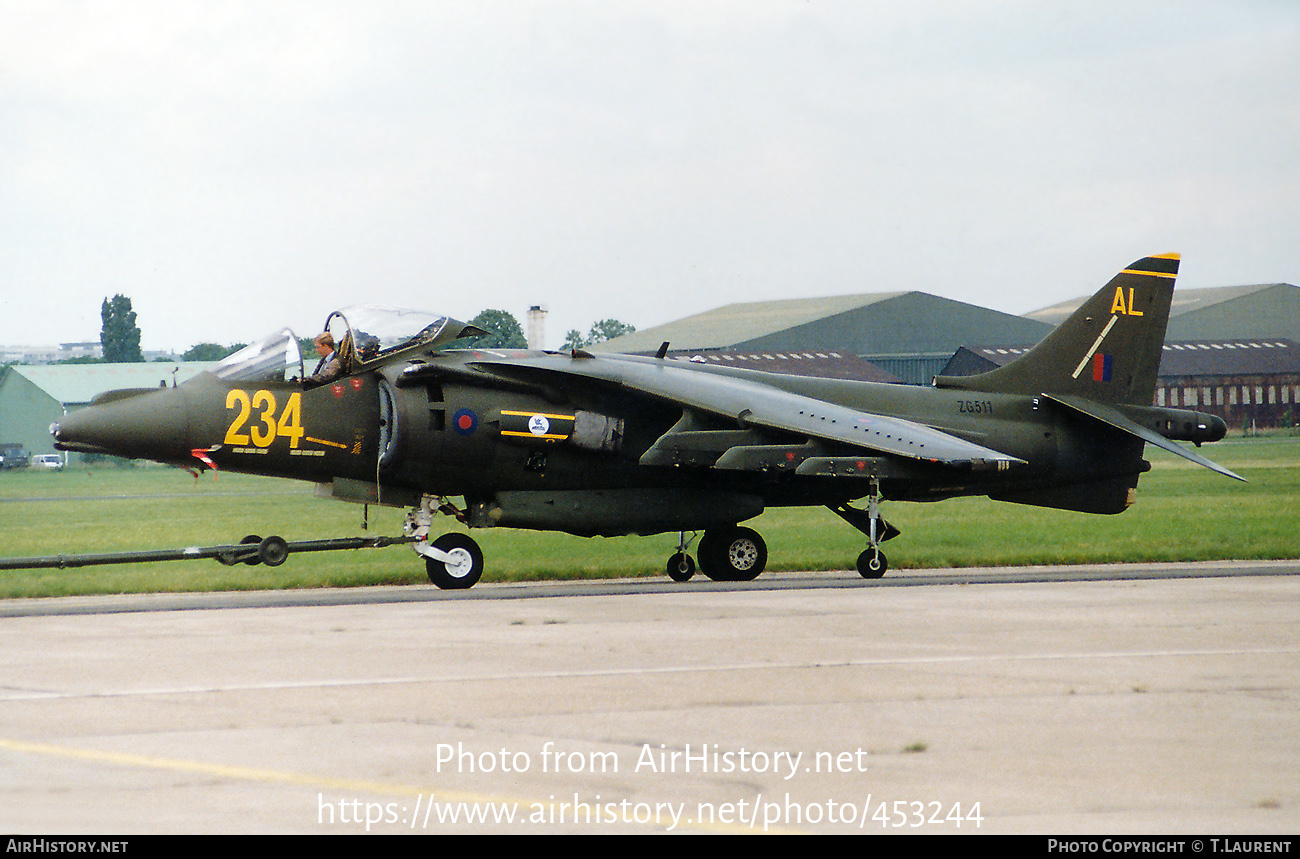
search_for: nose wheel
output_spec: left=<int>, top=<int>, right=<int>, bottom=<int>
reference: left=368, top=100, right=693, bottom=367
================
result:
left=406, top=495, right=485, bottom=589
left=423, top=532, right=484, bottom=589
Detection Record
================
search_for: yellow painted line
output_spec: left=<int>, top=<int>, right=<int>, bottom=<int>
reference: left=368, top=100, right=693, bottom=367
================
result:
left=500, top=411, right=575, bottom=421
left=0, top=736, right=403, bottom=794
left=305, top=437, right=348, bottom=449
left=1120, top=268, right=1178, bottom=278
left=501, top=431, right=570, bottom=441
left=0, top=737, right=777, bottom=833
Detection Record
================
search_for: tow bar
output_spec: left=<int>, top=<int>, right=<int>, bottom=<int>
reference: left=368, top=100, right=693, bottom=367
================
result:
left=0, top=534, right=415, bottom=571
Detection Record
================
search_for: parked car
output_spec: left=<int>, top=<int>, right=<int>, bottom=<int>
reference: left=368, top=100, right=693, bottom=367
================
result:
left=31, top=454, right=64, bottom=471
left=0, top=443, right=29, bottom=469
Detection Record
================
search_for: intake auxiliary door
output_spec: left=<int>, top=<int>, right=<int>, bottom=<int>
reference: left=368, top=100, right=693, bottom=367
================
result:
left=378, top=378, right=399, bottom=469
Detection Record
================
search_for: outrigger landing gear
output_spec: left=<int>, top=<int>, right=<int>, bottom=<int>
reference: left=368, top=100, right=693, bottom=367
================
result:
left=829, top=480, right=900, bottom=580
left=406, top=495, right=484, bottom=589
left=666, top=532, right=697, bottom=582
left=857, top=546, right=887, bottom=579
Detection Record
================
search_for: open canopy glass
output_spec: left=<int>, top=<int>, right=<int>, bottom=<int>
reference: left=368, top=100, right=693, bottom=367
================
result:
left=212, top=306, right=485, bottom=384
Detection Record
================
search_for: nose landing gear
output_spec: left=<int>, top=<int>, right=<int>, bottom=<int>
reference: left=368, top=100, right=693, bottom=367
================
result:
left=406, top=495, right=484, bottom=589
left=423, top=532, right=484, bottom=590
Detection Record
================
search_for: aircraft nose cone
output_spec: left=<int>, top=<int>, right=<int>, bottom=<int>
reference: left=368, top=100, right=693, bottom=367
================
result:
left=1204, top=414, right=1228, bottom=443
left=52, top=387, right=191, bottom=462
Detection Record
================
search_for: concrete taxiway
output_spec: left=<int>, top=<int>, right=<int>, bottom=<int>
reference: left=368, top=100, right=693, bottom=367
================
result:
left=1, top=561, right=1297, bottom=834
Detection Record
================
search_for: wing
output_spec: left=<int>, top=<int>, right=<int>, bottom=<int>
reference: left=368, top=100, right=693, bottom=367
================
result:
left=444, top=352, right=1025, bottom=471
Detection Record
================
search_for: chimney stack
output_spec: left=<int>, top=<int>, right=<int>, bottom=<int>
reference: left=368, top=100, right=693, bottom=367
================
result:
left=526, top=305, right=548, bottom=351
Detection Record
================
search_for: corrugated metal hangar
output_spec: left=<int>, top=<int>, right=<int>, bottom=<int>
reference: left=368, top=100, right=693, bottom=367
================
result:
left=1156, top=340, right=1300, bottom=430
left=0, top=363, right=214, bottom=462
left=594, top=291, right=1052, bottom=385
left=648, top=349, right=903, bottom=384
left=943, top=340, right=1300, bottom=430
left=1027, top=282, right=1300, bottom=343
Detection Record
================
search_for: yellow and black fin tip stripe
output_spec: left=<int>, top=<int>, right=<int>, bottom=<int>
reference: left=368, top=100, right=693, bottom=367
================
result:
left=1122, top=252, right=1180, bottom=278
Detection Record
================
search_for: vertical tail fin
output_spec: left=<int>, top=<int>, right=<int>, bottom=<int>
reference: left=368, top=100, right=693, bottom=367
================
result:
left=935, top=253, right=1178, bottom=406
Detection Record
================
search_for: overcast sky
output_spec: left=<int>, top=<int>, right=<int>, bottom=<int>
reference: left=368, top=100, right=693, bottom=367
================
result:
left=3, top=1, right=1298, bottom=354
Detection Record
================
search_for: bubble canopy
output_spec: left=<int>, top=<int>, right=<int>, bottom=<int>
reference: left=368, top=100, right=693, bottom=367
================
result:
left=213, top=305, right=485, bottom=384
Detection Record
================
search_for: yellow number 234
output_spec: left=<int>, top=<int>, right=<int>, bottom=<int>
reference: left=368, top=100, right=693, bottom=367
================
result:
left=224, top=389, right=304, bottom=449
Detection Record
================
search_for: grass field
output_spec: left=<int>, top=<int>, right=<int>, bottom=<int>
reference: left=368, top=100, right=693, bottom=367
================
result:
left=1, top=434, right=1296, bottom=597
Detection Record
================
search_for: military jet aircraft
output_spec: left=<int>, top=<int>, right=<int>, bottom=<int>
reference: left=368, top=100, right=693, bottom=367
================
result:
left=53, top=253, right=1238, bottom=588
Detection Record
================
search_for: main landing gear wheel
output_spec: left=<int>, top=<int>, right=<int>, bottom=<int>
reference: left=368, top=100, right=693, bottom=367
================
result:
left=857, top=547, right=888, bottom=579
left=698, top=526, right=767, bottom=582
left=666, top=552, right=695, bottom=582
left=425, top=533, right=484, bottom=590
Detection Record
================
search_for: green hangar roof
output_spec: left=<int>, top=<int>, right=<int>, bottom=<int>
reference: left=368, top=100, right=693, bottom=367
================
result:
left=0, top=363, right=215, bottom=458
left=3, top=362, right=216, bottom=407
left=1026, top=283, right=1300, bottom=342
left=595, top=291, right=1052, bottom=365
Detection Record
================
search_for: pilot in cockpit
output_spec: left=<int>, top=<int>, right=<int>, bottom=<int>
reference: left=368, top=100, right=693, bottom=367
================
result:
left=305, top=332, right=342, bottom=385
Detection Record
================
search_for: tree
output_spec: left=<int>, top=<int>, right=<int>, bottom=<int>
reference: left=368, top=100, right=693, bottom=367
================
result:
left=563, top=319, right=637, bottom=350
left=585, top=318, right=636, bottom=346
left=183, top=342, right=243, bottom=361
left=100, top=295, right=143, bottom=363
left=467, top=309, right=527, bottom=349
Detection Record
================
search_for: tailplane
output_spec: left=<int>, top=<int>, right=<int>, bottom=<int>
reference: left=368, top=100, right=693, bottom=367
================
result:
left=935, top=253, right=1179, bottom=406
